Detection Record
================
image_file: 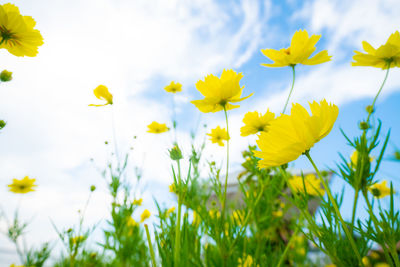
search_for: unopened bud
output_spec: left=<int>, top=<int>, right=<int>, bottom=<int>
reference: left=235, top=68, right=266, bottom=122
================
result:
left=169, top=145, right=183, bottom=161
left=359, top=121, right=370, bottom=130
left=366, top=105, right=374, bottom=114
left=0, top=120, right=6, bottom=130
left=90, top=185, right=96, bottom=192
left=0, top=70, right=12, bottom=82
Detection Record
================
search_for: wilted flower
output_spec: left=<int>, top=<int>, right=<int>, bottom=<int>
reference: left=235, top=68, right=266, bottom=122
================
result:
left=140, top=209, right=151, bottom=222
left=261, top=29, right=331, bottom=67
left=89, top=85, right=113, bottom=107
left=191, top=69, right=252, bottom=113
left=164, top=81, right=182, bottom=93
left=0, top=70, right=12, bottom=81
left=147, top=121, right=169, bottom=134
left=254, top=100, right=338, bottom=169
left=368, top=180, right=392, bottom=198
left=240, top=110, right=275, bottom=136
left=8, top=176, right=37, bottom=194
left=352, top=31, right=400, bottom=69
left=207, top=126, right=229, bottom=146
left=288, top=174, right=325, bottom=196
left=0, top=3, right=44, bottom=57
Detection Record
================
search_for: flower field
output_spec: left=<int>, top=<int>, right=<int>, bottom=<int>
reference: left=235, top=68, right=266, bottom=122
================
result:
left=1, top=2, right=400, bottom=267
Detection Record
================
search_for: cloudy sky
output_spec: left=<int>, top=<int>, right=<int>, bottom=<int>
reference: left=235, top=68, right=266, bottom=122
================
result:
left=1, top=0, right=400, bottom=264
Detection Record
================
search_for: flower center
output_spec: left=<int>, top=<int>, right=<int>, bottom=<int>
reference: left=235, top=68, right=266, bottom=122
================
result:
left=0, top=26, right=15, bottom=44
left=283, top=48, right=291, bottom=55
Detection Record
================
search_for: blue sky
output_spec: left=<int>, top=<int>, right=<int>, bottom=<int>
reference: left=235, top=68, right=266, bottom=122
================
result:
left=1, top=0, right=400, bottom=263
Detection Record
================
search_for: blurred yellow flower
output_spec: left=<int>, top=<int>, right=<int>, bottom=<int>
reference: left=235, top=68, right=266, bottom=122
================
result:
left=89, top=85, right=113, bottom=107
left=192, top=211, right=201, bottom=227
left=147, top=121, right=169, bottom=134
left=272, top=210, right=283, bottom=218
left=166, top=206, right=175, bottom=216
left=127, top=217, right=138, bottom=227
left=350, top=150, right=374, bottom=168
left=191, top=69, right=252, bottom=113
left=141, top=209, right=151, bottom=222
left=164, top=81, right=182, bottom=93
left=232, top=210, right=245, bottom=225
left=238, top=254, right=258, bottom=267
left=169, top=183, right=176, bottom=193
left=9, top=264, right=24, bottom=267
left=133, top=198, right=143, bottom=206
left=261, top=29, right=331, bottom=67
left=71, top=235, right=85, bottom=245
left=0, top=3, right=44, bottom=57
left=368, top=180, right=392, bottom=198
left=207, top=126, right=229, bottom=146
left=240, top=110, right=275, bottom=136
left=375, top=263, right=390, bottom=267
left=254, top=100, right=338, bottom=169
left=209, top=209, right=221, bottom=219
left=288, top=174, right=325, bottom=196
left=352, top=31, right=400, bottom=69
left=8, top=176, right=37, bottom=194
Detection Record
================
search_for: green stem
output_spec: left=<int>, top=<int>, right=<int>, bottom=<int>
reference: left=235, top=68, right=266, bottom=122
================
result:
left=221, top=107, right=230, bottom=219
left=282, top=65, right=296, bottom=114
left=174, top=160, right=182, bottom=266
left=277, top=227, right=300, bottom=267
left=110, top=105, right=120, bottom=166
left=350, top=189, right=359, bottom=232
left=305, top=151, right=364, bottom=266
left=144, top=224, right=157, bottom=267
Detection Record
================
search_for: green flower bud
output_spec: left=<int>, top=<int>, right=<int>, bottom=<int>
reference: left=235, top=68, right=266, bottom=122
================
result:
left=366, top=105, right=374, bottom=114
left=0, top=70, right=12, bottom=82
left=0, top=120, right=6, bottom=130
left=169, top=145, right=183, bottom=161
left=394, top=150, right=400, bottom=161
left=90, top=185, right=96, bottom=192
left=359, top=121, right=370, bottom=130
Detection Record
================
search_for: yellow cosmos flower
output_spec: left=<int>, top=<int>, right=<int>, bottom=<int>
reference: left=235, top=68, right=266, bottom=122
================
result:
left=140, top=209, right=151, bottom=222
left=240, top=110, right=275, bottom=136
left=352, top=31, right=400, bottom=69
left=127, top=217, right=138, bottom=227
left=350, top=150, right=374, bottom=168
left=169, top=183, right=176, bottom=193
left=368, top=180, right=392, bottom=199
left=207, top=126, right=229, bottom=146
left=288, top=174, right=325, bottom=196
left=8, top=176, right=37, bottom=194
left=254, top=100, right=338, bottom=169
left=133, top=198, right=143, bottom=206
left=0, top=3, right=44, bottom=57
left=147, top=121, right=169, bottom=134
left=272, top=210, right=283, bottom=218
left=89, top=85, right=113, bottom=107
left=166, top=207, right=175, bottom=217
left=164, top=81, right=182, bottom=93
left=191, top=69, right=252, bottom=113
left=71, top=235, right=85, bottom=245
left=232, top=210, right=245, bottom=225
left=261, top=29, right=331, bottom=67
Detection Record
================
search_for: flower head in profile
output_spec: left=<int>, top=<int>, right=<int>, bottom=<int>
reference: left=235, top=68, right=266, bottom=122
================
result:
left=241, top=110, right=275, bottom=136
left=254, top=100, right=338, bottom=169
left=207, top=126, right=229, bottom=146
left=288, top=174, right=325, bottom=196
left=147, top=121, right=169, bottom=134
left=132, top=198, right=143, bottom=206
left=352, top=31, right=400, bottom=69
left=126, top=217, right=138, bottom=228
left=368, top=180, right=392, bottom=199
left=164, top=81, right=182, bottom=93
left=8, top=176, right=37, bottom=194
left=89, top=85, right=113, bottom=107
left=191, top=69, right=252, bottom=113
left=0, top=3, right=44, bottom=57
left=140, top=209, right=151, bottom=222
left=261, top=29, right=331, bottom=68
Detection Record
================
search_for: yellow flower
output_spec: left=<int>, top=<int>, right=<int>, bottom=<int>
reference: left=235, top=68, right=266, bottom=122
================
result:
left=9, top=264, right=24, bottom=267
left=352, top=31, right=400, bottom=69
left=238, top=254, right=258, bottom=267
left=89, top=85, right=113, bottom=106
left=71, top=235, right=85, bottom=245
left=133, top=198, right=143, bottom=206
left=147, top=121, right=169, bottom=134
left=191, top=69, right=252, bottom=113
left=166, top=206, right=175, bottom=216
left=368, top=180, right=393, bottom=199
left=350, top=150, right=374, bottom=168
left=126, top=217, right=138, bottom=228
left=164, top=81, right=182, bottom=93
left=209, top=209, right=221, bottom=219
left=0, top=3, right=44, bottom=57
left=254, top=100, right=338, bottom=169
left=375, top=263, right=390, bottom=267
left=169, top=183, right=176, bottom=193
left=232, top=210, right=245, bottom=225
left=8, top=176, right=37, bottom=194
left=272, top=210, right=283, bottom=218
left=192, top=211, right=201, bottom=227
left=240, top=110, right=275, bottom=136
left=140, top=209, right=151, bottom=222
left=288, top=174, right=325, bottom=196
left=261, top=29, right=331, bottom=67
left=207, top=126, right=229, bottom=146
left=362, top=256, right=371, bottom=267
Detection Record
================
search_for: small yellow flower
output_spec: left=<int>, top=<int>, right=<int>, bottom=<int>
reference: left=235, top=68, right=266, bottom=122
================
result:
left=9, top=264, right=24, bottom=267
left=207, top=126, right=229, bottom=146
left=140, top=209, right=151, bottom=222
left=89, top=85, right=113, bottom=107
left=192, top=211, right=201, bottom=227
left=272, top=210, right=283, bottom=218
left=368, top=180, right=393, bottom=199
left=133, top=198, right=143, bottom=206
left=261, top=29, right=331, bottom=67
left=352, top=31, right=400, bottom=69
left=238, top=254, right=258, bottom=267
left=254, top=100, right=338, bottom=168
left=240, top=110, right=275, bottom=136
left=232, top=210, right=245, bottom=225
left=288, top=174, right=325, bottom=196
left=8, top=176, right=37, bottom=194
left=169, top=183, right=176, bottom=193
left=0, top=3, right=44, bottom=57
left=71, top=235, right=85, bottom=245
left=209, top=209, right=221, bottom=219
left=362, top=256, right=371, bottom=267
left=166, top=206, right=175, bottom=216
left=147, top=121, right=169, bottom=134
left=191, top=69, right=252, bottom=113
left=126, top=217, right=138, bottom=228
left=164, top=81, right=182, bottom=93
left=375, top=263, right=390, bottom=267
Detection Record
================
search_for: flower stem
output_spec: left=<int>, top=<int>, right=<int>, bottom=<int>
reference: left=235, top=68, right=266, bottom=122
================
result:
left=174, top=160, right=182, bottom=266
left=110, top=105, right=120, bottom=166
left=305, top=151, right=363, bottom=266
left=350, top=189, right=359, bottom=232
left=221, top=107, right=230, bottom=219
left=282, top=65, right=296, bottom=114
left=277, top=226, right=300, bottom=267
left=144, top=224, right=157, bottom=267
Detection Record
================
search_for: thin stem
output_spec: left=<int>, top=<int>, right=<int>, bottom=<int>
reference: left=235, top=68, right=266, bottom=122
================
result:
left=350, top=189, right=359, bottom=232
left=282, top=65, right=296, bottom=114
left=221, top=107, right=230, bottom=219
left=174, top=160, right=182, bottom=266
left=305, top=151, right=364, bottom=266
left=110, top=105, right=120, bottom=166
left=144, top=224, right=157, bottom=267
left=277, top=227, right=300, bottom=267
left=172, top=95, right=178, bottom=144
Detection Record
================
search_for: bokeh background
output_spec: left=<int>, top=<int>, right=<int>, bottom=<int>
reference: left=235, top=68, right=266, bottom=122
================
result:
left=1, top=0, right=399, bottom=264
